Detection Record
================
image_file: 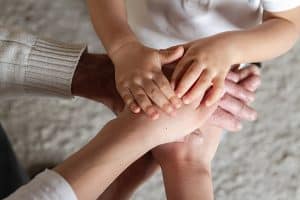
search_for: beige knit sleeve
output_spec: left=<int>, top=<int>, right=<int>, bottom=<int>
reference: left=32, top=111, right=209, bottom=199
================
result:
left=0, top=26, right=87, bottom=99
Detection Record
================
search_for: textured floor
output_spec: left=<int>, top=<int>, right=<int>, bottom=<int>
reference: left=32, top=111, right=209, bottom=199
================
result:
left=1, top=0, right=300, bottom=199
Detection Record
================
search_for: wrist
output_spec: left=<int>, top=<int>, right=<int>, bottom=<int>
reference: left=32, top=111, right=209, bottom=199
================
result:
left=215, top=32, right=242, bottom=65
left=161, top=160, right=211, bottom=175
left=108, top=35, right=139, bottom=59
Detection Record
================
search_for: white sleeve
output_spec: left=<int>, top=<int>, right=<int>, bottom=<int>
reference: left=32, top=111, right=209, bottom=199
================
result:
left=262, top=0, right=300, bottom=12
left=4, top=170, right=78, bottom=200
left=0, top=26, right=86, bottom=99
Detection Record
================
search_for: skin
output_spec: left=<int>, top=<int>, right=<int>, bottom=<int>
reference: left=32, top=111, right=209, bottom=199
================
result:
left=86, top=0, right=182, bottom=118
left=86, top=0, right=299, bottom=117
left=55, top=85, right=219, bottom=200
left=72, top=51, right=261, bottom=200
left=172, top=7, right=300, bottom=106
left=153, top=66, right=261, bottom=200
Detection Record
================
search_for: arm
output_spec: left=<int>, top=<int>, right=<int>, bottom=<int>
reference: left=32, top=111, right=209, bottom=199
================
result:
left=171, top=6, right=300, bottom=106
left=221, top=7, right=300, bottom=64
left=153, top=66, right=262, bottom=200
left=86, top=0, right=184, bottom=119
left=0, top=26, right=86, bottom=99
left=86, top=0, right=137, bottom=55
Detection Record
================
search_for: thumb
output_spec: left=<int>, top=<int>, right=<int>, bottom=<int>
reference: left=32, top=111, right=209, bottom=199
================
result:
left=159, top=46, right=184, bottom=65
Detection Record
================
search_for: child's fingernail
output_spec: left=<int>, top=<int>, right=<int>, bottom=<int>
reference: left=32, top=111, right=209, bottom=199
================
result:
left=164, top=104, right=174, bottom=113
left=147, top=108, right=159, bottom=120
left=131, top=106, right=140, bottom=113
left=170, top=97, right=182, bottom=108
left=176, top=91, right=183, bottom=98
left=183, top=97, right=190, bottom=104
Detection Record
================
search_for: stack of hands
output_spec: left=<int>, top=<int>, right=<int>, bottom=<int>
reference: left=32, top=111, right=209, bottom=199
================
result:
left=68, top=41, right=261, bottom=199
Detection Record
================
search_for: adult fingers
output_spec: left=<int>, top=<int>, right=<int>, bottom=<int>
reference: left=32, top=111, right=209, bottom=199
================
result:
left=226, top=71, right=240, bottom=83
left=208, top=108, right=242, bottom=132
left=239, top=75, right=261, bottom=92
left=225, top=79, right=255, bottom=104
left=236, top=65, right=261, bottom=81
left=219, top=94, right=257, bottom=121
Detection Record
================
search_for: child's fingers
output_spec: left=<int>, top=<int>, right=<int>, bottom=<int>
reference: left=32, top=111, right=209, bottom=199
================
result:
left=130, top=85, right=160, bottom=120
left=144, top=80, right=175, bottom=115
left=175, top=61, right=203, bottom=98
left=153, top=73, right=182, bottom=108
left=182, top=70, right=213, bottom=104
left=205, top=77, right=225, bottom=106
left=119, top=87, right=140, bottom=113
left=171, top=59, right=191, bottom=88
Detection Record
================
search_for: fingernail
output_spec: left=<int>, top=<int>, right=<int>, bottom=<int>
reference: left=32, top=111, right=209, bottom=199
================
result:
left=164, top=104, right=174, bottom=113
left=176, top=91, right=183, bottom=98
left=148, top=108, right=159, bottom=120
left=151, top=113, right=160, bottom=120
left=131, top=106, right=140, bottom=113
left=205, top=101, right=211, bottom=107
left=170, top=97, right=182, bottom=109
left=183, top=97, right=190, bottom=104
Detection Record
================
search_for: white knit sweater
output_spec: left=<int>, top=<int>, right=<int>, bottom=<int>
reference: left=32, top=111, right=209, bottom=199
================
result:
left=0, top=26, right=86, bottom=99
left=1, top=27, right=86, bottom=200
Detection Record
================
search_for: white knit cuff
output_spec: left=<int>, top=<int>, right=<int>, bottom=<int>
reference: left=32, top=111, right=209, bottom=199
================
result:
left=4, top=169, right=78, bottom=200
left=25, top=37, right=86, bottom=98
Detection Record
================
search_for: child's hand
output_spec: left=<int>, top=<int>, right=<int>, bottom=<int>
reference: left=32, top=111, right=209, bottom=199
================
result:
left=171, top=36, right=237, bottom=106
left=111, top=41, right=184, bottom=120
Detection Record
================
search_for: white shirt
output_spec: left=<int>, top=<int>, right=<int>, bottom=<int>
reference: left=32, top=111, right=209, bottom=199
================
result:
left=126, top=0, right=300, bottom=49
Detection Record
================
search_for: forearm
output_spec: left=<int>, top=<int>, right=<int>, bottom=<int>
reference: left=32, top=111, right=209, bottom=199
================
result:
left=225, top=17, right=299, bottom=64
left=54, top=117, right=154, bottom=200
left=161, top=164, right=213, bottom=200
left=86, top=0, right=138, bottom=55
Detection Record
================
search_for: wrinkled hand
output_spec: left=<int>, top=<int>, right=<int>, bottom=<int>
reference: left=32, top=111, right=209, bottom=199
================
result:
left=209, top=64, right=261, bottom=131
left=171, top=36, right=237, bottom=106
left=112, top=42, right=184, bottom=119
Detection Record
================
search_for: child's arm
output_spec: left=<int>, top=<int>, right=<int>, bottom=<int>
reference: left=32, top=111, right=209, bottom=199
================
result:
left=86, top=0, right=183, bottom=119
left=172, top=7, right=300, bottom=106
left=86, top=0, right=136, bottom=55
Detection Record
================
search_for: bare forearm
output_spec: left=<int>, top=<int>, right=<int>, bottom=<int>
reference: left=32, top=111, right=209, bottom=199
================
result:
left=86, top=0, right=137, bottom=55
left=225, top=18, right=299, bottom=64
left=161, top=164, right=214, bottom=200
left=54, top=118, right=153, bottom=200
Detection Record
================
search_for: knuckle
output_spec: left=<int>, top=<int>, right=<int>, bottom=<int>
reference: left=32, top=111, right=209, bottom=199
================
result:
left=135, top=94, right=147, bottom=102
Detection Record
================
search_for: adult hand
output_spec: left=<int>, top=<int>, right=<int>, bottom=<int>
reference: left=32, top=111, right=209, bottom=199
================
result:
left=209, top=64, right=261, bottom=131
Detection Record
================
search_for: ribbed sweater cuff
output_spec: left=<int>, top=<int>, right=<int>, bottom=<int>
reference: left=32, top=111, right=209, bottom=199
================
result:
left=25, top=38, right=87, bottom=98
